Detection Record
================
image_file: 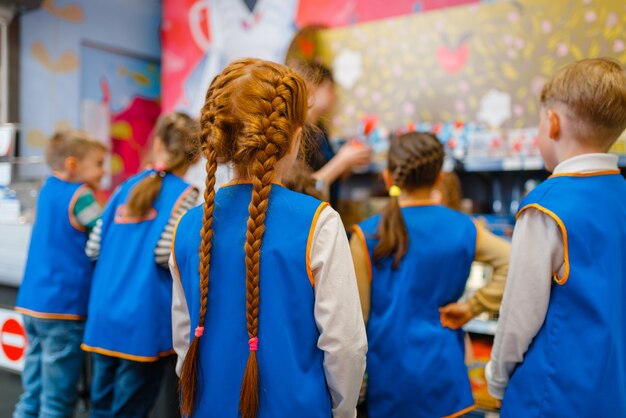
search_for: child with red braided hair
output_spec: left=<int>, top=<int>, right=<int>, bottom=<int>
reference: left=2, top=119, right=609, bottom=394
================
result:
left=170, top=58, right=367, bottom=418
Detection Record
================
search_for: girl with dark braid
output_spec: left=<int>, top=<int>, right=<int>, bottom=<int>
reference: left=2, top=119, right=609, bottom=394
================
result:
left=170, top=58, right=367, bottom=418
left=351, top=132, right=504, bottom=418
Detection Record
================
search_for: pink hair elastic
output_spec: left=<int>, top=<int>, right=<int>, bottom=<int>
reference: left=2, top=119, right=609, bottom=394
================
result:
left=194, top=326, right=204, bottom=338
left=248, top=337, right=258, bottom=352
left=154, top=162, right=167, bottom=172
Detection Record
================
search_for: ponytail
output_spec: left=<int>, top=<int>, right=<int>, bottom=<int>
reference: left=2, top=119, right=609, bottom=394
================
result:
left=127, top=112, right=199, bottom=219
left=373, top=132, right=444, bottom=268
left=373, top=188, right=409, bottom=269
left=126, top=169, right=165, bottom=218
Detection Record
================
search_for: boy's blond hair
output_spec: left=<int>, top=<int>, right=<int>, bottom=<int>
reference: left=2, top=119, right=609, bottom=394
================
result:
left=541, top=58, right=626, bottom=146
left=45, top=130, right=107, bottom=171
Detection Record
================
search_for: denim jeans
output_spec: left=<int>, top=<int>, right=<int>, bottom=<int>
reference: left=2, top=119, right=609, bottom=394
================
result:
left=13, top=316, right=85, bottom=418
left=90, top=353, right=169, bottom=418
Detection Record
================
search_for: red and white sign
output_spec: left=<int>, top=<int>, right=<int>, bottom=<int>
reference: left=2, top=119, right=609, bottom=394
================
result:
left=0, top=309, right=26, bottom=373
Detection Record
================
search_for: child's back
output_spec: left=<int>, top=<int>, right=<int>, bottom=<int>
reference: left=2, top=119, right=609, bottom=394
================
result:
left=81, top=113, right=200, bottom=418
left=83, top=169, right=195, bottom=358
left=17, top=176, right=95, bottom=318
left=171, top=59, right=366, bottom=418
left=487, top=58, right=626, bottom=417
left=501, top=171, right=626, bottom=417
left=14, top=131, right=105, bottom=418
left=174, top=184, right=332, bottom=417
left=357, top=204, right=476, bottom=418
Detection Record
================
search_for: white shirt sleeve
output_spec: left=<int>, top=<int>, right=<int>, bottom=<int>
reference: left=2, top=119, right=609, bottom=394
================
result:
left=486, top=208, right=564, bottom=399
left=310, top=206, right=368, bottom=418
left=170, top=253, right=191, bottom=377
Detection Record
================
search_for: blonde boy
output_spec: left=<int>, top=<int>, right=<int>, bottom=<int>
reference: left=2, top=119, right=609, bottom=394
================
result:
left=14, top=131, right=106, bottom=418
left=487, top=58, right=626, bottom=417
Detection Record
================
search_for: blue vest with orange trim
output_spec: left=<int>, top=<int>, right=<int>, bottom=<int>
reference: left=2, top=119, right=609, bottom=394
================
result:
left=17, top=176, right=94, bottom=319
left=82, top=170, right=193, bottom=361
left=502, top=171, right=626, bottom=418
left=173, top=183, right=332, bottom=417
left=357, top=204, right=477, bottom=418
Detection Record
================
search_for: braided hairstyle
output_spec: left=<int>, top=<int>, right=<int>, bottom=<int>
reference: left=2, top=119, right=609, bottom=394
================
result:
left=126, top=113, right=199, bottom=217
left=179, top=58, right=308, bottom=418
left=373, top=132, right=444, bottom=268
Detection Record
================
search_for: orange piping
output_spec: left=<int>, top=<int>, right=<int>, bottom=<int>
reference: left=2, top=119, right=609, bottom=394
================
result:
left=170, top=216, right=183, bottom=281
left=352, top=225, right=373, bottom=282
left=114, top=205, right=158, bottom=224
left=399, top=199, right=439, bottom=208
left=306, top=202, right=330, bottom=287
left=518, top=203, right=570, bottom=284
left=443, top=404, right=477, bottom=418
left=80, top=344, right=175, bottom=362
left=15, top=307, right=85, bottom=320
left=221, top=179, right=285, bottom=188
left=68, top=185, right=89, bottom=232
left=549, top=169, right=620, bottom=178
left=170, top=186, right=196, bottom=218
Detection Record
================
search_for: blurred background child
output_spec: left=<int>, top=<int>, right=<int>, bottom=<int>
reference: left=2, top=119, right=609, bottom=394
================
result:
left=14, top=131, right=106, bottom=418
left=290, top=61, right=373, bottom=204
left=81, top=113, right=199, bottom=418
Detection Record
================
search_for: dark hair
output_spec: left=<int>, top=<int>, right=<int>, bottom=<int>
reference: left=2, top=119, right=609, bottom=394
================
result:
left=179, top=59, right=308, bottom=418
left=373, top=132, right=444, bottom=268
left=288, top=60, right=334, bottom=87
left=126, top=113, right=199, bottom=217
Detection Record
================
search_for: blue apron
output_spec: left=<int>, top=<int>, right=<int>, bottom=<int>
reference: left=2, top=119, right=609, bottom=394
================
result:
left=17, top=176, right=94, bottom=319
left=502, top=171, right=626, bottom=417
left=357, top=204, right=476, bottom=418
left=173, top=183, right=332, bottom=417
left=82, top=170, right=193, bottom=361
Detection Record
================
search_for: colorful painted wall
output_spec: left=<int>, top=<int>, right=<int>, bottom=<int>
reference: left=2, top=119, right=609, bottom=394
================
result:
left=19, top=0, right=161, bottom=182
left=317, top=0, right=626, bottom=138
left=161, top=0, right=478, bottom=114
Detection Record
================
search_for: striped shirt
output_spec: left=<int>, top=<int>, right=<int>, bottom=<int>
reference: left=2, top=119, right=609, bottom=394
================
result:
left=86, top=188, right=199, bottom=268
left=73, top=188, right=102, bottom=232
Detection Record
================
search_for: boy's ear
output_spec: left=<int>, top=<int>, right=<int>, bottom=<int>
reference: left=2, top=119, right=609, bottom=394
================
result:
left=64, top=156, right=78, bottom=173
left=382, top=169, right=393, bottom=189
left=547, top=110, right=561, bottom=141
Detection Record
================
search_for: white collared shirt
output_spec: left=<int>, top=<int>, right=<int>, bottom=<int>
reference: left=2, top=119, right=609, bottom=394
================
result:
left=170, top=204, right=367, bottom=418
left=486, top=153, right=619, bottom=399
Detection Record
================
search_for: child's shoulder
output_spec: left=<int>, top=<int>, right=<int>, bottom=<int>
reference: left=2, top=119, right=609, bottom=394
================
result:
left=357, top=213, right=383, bottom=234
left=273, top=184, right=325, bottom=208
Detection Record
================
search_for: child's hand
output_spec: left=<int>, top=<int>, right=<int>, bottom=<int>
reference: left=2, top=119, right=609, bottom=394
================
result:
left=439, top=302, right=474, bottom=329
left=337, top=142, right=373, bottom=168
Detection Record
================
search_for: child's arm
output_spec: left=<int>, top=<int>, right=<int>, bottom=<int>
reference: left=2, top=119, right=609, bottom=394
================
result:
left=154, top=187, right=199, bottom=268
left=349, top=230, right=371, bottom=324
left=85, top=219, right=103, bottom=261
left=440, top=225, right=510, bottom=328
left=170, top=252, right=191, bottom=377
left=73, top=187, right=103, bottom=233
left=310, top=206, right=367, bottom=418
left=73, top=187, right=103, bottom=262
left=486, top=209, right=564, bottom=400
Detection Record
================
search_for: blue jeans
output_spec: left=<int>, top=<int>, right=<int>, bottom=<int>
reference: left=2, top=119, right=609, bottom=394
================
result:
left=13, top=316, right=85, bottom=418
left=90, top=353, right=169, bottom=418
